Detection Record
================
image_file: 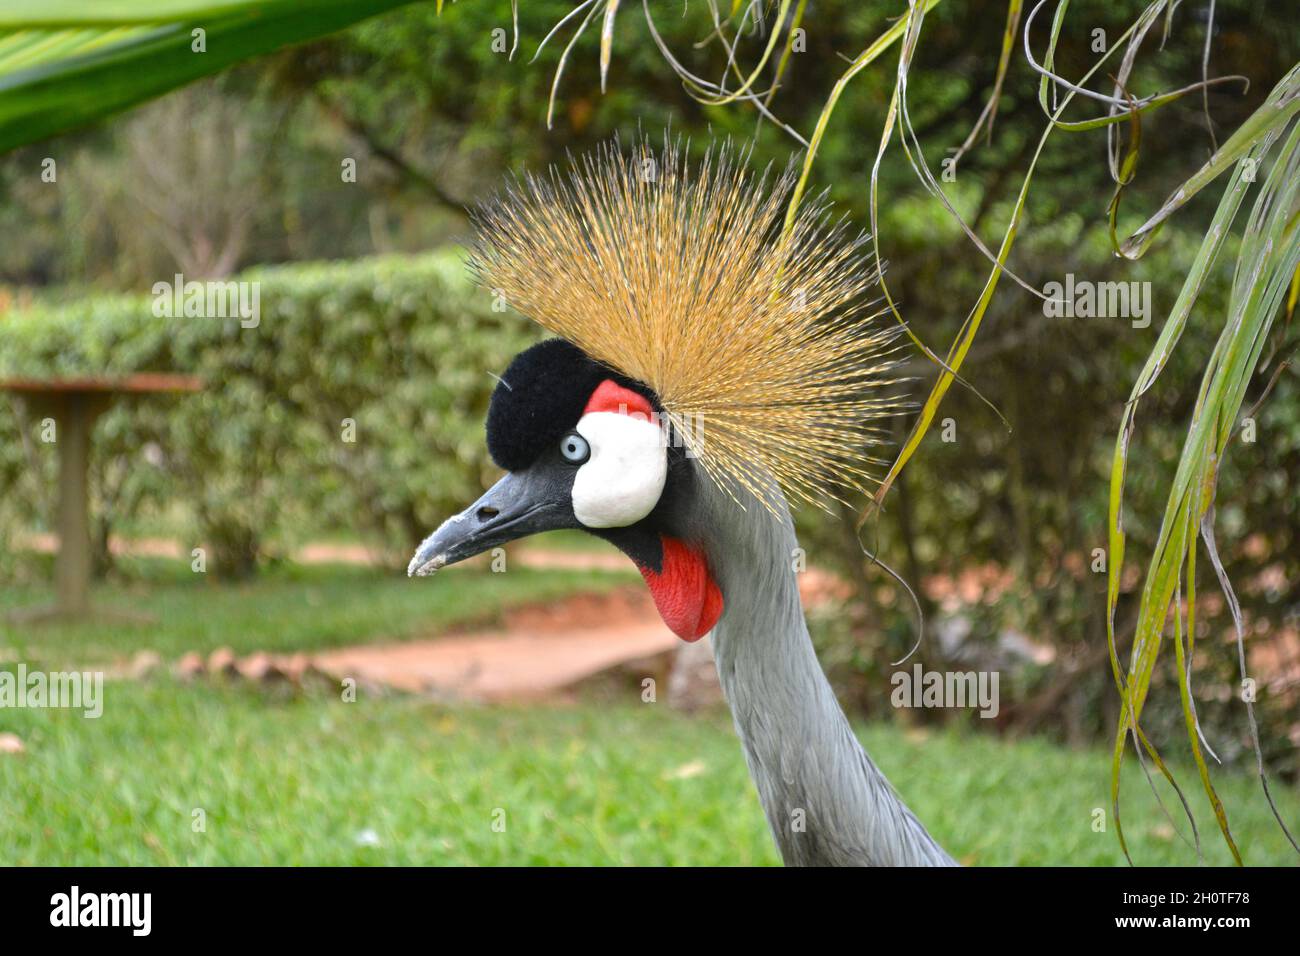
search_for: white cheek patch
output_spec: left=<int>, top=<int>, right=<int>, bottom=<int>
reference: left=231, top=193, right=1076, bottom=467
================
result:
left=570, top=411, right=667, bottom=528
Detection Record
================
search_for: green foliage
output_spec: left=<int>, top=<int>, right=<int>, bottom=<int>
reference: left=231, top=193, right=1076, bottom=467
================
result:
left=1106, top=84, right=1300, bottom=859
left=0, top=1, right=422, bottom=152
left=0, top=250, right=536, bottom=577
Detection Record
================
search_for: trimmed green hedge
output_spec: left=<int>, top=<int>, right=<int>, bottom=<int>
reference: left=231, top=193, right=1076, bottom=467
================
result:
left=0, top=250, right=536, bottom=578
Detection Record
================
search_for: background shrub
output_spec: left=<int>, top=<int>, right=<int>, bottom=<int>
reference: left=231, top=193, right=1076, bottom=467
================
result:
left=0, top=249, right=536, bottom=577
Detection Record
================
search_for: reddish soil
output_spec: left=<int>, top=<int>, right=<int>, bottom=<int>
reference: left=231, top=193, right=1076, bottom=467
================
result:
left=312, top=587, right=676, bottom=701
left=22, top=533, right=840, bottom=701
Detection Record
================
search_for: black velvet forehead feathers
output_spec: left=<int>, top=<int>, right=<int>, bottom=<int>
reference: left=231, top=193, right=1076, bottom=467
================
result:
left=486, top=339, right=661, bottom=472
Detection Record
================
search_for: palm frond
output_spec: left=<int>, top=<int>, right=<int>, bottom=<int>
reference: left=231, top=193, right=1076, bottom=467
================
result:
left=0, top=0, right=419, bottom=152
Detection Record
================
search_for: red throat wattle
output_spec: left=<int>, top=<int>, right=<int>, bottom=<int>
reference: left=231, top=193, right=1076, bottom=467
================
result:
left=637, top=536, right=724, bottom=642
left=583, top=378, right=656, bottom=418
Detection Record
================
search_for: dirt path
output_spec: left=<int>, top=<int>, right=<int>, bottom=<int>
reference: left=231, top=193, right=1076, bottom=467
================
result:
left=171, top=587, right=678, bottom=702
left=313, top=600, right=676, bottom=700
left=18, top=532, right=629, bottom=573
left=27, top=533, right=841, bottom=701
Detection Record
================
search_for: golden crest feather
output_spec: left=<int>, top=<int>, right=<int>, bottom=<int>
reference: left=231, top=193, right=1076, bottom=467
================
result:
left=469, top=139, right=903, bottom=512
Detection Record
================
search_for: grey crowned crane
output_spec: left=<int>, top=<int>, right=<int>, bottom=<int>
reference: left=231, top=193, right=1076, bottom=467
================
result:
left=408, top=141, right=955, bottom=867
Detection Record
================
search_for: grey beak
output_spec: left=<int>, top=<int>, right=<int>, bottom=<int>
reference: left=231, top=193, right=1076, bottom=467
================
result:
left=407, top=468, right=574, bottom=577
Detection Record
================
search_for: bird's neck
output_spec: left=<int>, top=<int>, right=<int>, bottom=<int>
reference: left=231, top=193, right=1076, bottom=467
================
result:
left=695, top=480, right=954, bottom=867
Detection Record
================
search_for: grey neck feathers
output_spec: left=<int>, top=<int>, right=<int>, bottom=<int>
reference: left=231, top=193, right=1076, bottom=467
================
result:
left=692, top=476, right=955, bottom=867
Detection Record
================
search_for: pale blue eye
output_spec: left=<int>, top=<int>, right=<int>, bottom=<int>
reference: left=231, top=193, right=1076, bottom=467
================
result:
left=560, top=432, right=590, bottom=464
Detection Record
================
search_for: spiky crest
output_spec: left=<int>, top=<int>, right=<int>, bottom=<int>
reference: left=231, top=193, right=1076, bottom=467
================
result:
left=470, top=138, right=903, bottom=511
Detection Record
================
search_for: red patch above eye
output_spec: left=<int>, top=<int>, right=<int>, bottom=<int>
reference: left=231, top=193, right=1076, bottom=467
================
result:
left=584, top=379, right=655, bottom=419
left=637, top=535, right=724, bottom=642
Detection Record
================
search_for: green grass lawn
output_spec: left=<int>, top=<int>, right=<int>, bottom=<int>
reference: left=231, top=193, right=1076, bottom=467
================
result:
left=1, top=558, right=634, bottom=666
left=2, top=678, right=1296, bottom=866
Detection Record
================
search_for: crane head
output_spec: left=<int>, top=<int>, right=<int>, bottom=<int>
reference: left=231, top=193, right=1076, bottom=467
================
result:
left=407, top=337, right=723, bottom=642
